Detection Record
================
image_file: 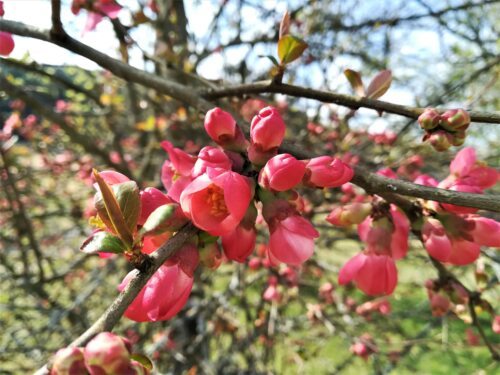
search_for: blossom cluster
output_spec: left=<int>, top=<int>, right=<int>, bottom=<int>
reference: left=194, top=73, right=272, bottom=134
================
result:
left=71, top=0, right=122, bottom=33
left=327, top=147, right=499, bottom=296
left=418, top=108, right=471, bottom=151
left=84, top=106, right=353, bottom=322
left=50, top=332, right=151, bottom=374
left=0, top=0, right=15, bottom=56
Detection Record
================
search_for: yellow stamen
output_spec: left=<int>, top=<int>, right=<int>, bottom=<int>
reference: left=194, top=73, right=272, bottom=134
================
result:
left=206, top=184, right=228, bottom=217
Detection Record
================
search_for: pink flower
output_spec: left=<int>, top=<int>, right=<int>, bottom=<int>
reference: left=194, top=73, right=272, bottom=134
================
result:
left=413, top=174, right=439, bottom=187
left=180, top=168, right=252, bottom=236
left=377, top=168, right=398, bottom=179
left=84, top=332, right=131, bottom=375
left=259, top=153, right=305, bottom=191
left=0, top=32, right=14, bottom=56
left=466, top=215, right=500, bottom=247
left=422, top=217, right=480, bottom=265
left=448, top=147, right=498, bottom=189
left=250, top=106, right=286, bottom=151
left=0, top=1, right=4, bottom=17
left=439, top=184, right=482, bottom=214
left=138, top=187, right=174, bottom=225
left=304, top=156, right=353, bottom=188
left=222, top=224, right=256, bottom=262
left=161, top=141, right=196, bottom=202
left=91, top=170, right=130, bottom=189
left=50, top=347, right=86, bottom=375
left=204, top=108, right=247, bottom=151
left=81, top=1, right=122, bottom=33
left=268, top=214, right=319, bottom=265
left=428, top=293, right=450, bottom=317
left=192, top=146, right=232, bottom=178
left=339, top=253, right=398, bottom=295
left=119, top=244, right=199, bottom=322
left=357, top=205, right=409, bottom=260
left=263, top=276, right=281, bottom=302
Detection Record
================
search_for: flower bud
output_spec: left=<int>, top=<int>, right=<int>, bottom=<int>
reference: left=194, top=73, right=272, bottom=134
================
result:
left=250, top=106, right=286, bottom=151
left=0, top=32, right=15, bottom=56
left=428, top=130, right=453, bottom=151
left=326, top=203, right=372, bottom=226
left=84, top=332, right=131, bottom=375
left=440, top=109, right=470, bottom=132
left=451, top=130, right=466, bottom=146
left=259, top=153, right=306, bottom=191
left=50, top=347, right=86, bottom=375
left=204, top=108, right=247, bottom=151
left=304, top=156, right=353, bottom=188
left=198, top=238, right=223, bottom=269
left=418, top=108, right=441, bottom=130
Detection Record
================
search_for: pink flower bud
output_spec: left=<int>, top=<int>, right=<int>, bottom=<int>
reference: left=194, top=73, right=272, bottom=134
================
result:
left=326, top=203, right=372, bottom=226
left=0, top=1, right=4, bottom=16
left=0, top=32, right=14, bottom=56
left=428, top=130, right=453, bottom=151
left=440, top=109, right=470, bottom=131
left=451, top=130, right=467, bottom=146
left=138, top=187, right=174, bottom=226
left=204, top=108, right=247, bottom=151
left=248, top=257, right=261, bottom=270
left=304, top=156, right=353, bottom=188
left=84, top=332, right=131, bottom=375
left=493, top=316, right=500, bottom=334
left=259, top=153, right=306, bottom=191
left=50, top=347, right=86, bottom=375
left=417, top=108, right=441, bottom=130
left=250, top=106, right=286, bottom=151
left=429, top=292, right=450, bottom=317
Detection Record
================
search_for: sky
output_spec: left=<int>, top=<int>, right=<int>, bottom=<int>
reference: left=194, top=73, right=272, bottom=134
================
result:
left=2, top=0, right=449, bottom=133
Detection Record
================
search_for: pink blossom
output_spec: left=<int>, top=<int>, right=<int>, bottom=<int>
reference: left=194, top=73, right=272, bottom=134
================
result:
left=263, top=276, right=281, bottom=302
left=377, top=168, right=397, bottom=179
left=138, top=187, right=177, bottom=226
left=161, top=141, right=196, bottom=176
left=80, top=1, right=122, bottom=33
left=192, top=146, right=232, bottom=177
left=91, top=170, right=129, bottom=189
left=180, top=168, right=251, bottom=236
left=250, top=106, right=286, bottom=151
left=268, top=215, right=319, bottom=265
left=0, top=1, right=4, bottom=17
left=304, top=156, right=353, bottom=188
left=466, top=215, right=500, bottom=247
left=161, top=141, right=196, bottom=201
left=439, top=184, right=482, bottom=214
left=428, top=293, right=450, bottom=317
left=222, top=224, right=256, bottom=262
left=338, top=253, right=398, bottom=296
left=448, top=147, right=498, bottom=189
left=0, top=32, right=14, bottom=56
left=259, top=153, right=306, bottom=191
left=413, top=174, right=439, bottom=187
left=119, top=244, right=198, bottom=322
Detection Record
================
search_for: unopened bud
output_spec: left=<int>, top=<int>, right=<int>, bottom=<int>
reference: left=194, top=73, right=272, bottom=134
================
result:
left=84, top=332, right=131, bottom=375
left=418, top=108, right=441, bottom=130
left=326, top=203, right=372, bottom=226
left=451, top=130, right=467, bottom=146
left=199, top=239, right=223, bottom=270
left=428, top=130, right=453, bottom=152
left=440, top=109, right=470, bottom=132
left=50, top=347, right=86, bottom=375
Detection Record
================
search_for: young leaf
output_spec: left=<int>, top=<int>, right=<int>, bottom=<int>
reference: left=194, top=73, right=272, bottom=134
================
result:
left=344, top=69, right=365, bottom=96
left=93, top=170, right=135, bottom=247
left=114, top=181, right=141, bottom=232
left=80, top=231, right=126, bottom=255
left=140, top=203, right=187, bottom=236
left=366, top=69, right=392, bottom=99
left=258, top=54, right=280, bottom=67
left=130, top=353, right=153, bottom=371
left=279, top=10, right=291, bottom=39
left=277, top=35, right=308, bottom=65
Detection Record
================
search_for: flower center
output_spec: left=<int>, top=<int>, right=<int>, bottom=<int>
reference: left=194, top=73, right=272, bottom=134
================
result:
left=206, top=184, right=228, bottom=217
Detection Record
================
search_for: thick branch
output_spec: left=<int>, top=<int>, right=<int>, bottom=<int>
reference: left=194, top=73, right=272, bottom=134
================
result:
left=1, top=19, right=499, bottom=213
left=202, top=81, right=500, bottom=124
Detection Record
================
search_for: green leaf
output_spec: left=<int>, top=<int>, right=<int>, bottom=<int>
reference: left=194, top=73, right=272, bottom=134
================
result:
left=140, top=204, right=187, bottom=236
left=130, top=353, right=153, bottom=371
left=344, top=69, right=365, bottom=96
left=277, top=35, right=308, bottom=65
left=80, top=231, right=126, bottom=254
left=258, top=54, right=280, bottom=67
left=366, top=69, right=392, bottom=99
left=93, top=170, right=137, bottom=247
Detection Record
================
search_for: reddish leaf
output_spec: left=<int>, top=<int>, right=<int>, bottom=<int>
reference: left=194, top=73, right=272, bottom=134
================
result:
left=279, top=10, right=291, bottom=39
left=366, top=69, right=392, bottom=99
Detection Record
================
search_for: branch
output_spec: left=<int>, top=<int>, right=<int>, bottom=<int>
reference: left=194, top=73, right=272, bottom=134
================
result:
left=1, top=19, right=499, bottom=213
left=34, top=224, right=199, bottom=375
left=202, top=81, right=500, bottom=124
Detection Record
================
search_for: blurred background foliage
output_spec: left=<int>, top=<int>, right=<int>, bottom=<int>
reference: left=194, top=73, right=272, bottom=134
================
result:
left=0, top=0, right=499, bottom=373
